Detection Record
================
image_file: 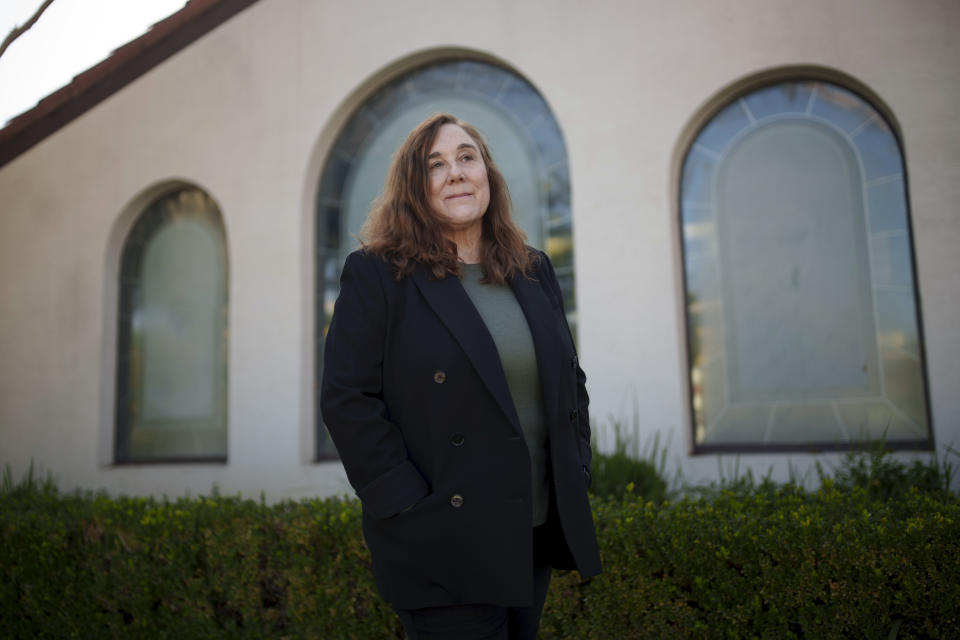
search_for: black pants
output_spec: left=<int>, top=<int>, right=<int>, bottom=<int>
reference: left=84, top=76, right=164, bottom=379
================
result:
left=395, top=525, right=553, bottom=640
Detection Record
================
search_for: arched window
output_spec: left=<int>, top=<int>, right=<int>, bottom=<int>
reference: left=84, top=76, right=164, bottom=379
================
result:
left=316, top=59, right=573, bottom=459
left=680, top=80, right=931, bottom=451
left=115, top=187, right=228, bottom=462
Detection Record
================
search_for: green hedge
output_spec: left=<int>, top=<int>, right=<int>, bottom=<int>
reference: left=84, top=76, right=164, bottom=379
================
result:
left=2, top=480, right=958, bottom=638
left=545, top=485, right=959, bottom=639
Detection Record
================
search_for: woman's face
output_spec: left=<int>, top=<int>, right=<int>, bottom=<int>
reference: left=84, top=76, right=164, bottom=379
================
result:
left=426, top=124, right=491, bottom=233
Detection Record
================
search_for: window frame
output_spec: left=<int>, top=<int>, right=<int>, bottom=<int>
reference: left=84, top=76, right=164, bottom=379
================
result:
left=114, top=186, right=229, bottom=464
left=314, top=58, right=575, bottom=460
left=678, top=75, right=934, bottom=455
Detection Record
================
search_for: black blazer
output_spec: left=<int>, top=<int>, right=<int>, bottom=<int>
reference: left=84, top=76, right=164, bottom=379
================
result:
left=320, top=248, right=601, bottom=609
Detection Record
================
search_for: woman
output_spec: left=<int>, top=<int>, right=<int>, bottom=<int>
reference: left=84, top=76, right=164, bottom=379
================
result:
left=320, top=113, right=600, bottom=639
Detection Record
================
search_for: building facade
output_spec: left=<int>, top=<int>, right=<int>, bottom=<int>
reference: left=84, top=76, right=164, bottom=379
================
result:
left=1, top=0, right=958, bottom=500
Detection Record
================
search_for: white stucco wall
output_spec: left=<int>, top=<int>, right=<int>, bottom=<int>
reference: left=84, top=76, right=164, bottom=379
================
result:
left=1, top=0, right=958, bottom=499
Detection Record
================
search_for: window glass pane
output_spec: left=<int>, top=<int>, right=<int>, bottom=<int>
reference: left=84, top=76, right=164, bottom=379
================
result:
left=883, top=352, right=928, bottom=431
left=838, top=400, right=921, bottom=440
left=853, top=118, right=903, bottom=180
left=872, top=232, right=915, bottom=289
left=867, top=178, right=908, bottom=232
left=529, top=116, right=567, bottom=169
left=765, top=405, right=845, bottom=443
left=743, top=82, right=814, bottom=119
left=718, top=120, right=877, bottom=401
left=498, top=76, right=550, bottom=127
left=546, top=165, right=571, bottom=220
left=408, top=63, right=459, bottom=92
left=695, top=100, right=751, bottom=153
left=117, top=188, right=228, bottom=461
left=708, top=406, right=769, bottom=444
left=457, top=61, right=510, bottom=100
left=810, top=84, right=874, bottom=133
left=681, top=81, right=930, bottom=450
left=681, top=149, right=717, bottom=204
left=876, top=290, right=921, bottom=355
left=139, top=219, right=221, bottom=420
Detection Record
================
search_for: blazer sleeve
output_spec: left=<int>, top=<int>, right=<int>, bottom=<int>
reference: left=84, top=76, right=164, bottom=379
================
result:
left=538, top=251, right=593, bottom=484
left=320, top=251, right=429, bottom=519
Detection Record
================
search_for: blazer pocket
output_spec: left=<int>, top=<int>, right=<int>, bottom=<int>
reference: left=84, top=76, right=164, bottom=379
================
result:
left=395, top=492, right=434, bottom=517
left=356, top=460, right=430, bottom=520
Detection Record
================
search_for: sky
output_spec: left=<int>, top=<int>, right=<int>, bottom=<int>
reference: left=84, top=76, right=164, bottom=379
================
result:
left=0, top=0, right=187, bottom=126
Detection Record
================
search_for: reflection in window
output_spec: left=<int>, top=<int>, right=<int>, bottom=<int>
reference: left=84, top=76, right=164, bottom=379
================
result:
left=116, top=187, right=228, bottom=462
left=316, top=60, right=573, bottom=459
left=681, top=81, right=930, bottom=451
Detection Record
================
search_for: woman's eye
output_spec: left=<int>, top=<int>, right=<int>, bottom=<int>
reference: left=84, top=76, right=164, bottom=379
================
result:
left=459, top=154, right=474, bottom=162
left=429, top=161, right=443, bottom=170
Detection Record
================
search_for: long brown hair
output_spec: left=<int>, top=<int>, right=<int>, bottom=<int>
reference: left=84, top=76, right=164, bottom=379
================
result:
left=361, top=113, right=537, bottom=282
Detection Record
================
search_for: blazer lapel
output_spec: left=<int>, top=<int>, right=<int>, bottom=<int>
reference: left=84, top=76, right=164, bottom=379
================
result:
left=412, top=267, right=523, bottom=434
left=509, top=267, right=562, bottom=435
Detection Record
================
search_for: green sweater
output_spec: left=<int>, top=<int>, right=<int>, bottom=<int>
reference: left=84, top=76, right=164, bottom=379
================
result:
left=459, top=263, right=549, bottom=526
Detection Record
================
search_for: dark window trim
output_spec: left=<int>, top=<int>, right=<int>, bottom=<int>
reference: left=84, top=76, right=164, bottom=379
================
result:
left=694, top=439, right=932, bottom=456
left=111, top=456, right=228, bottom=466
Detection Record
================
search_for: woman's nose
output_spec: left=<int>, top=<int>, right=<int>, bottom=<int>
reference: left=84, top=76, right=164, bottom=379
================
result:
left=447, top=164, right=465, bottom=182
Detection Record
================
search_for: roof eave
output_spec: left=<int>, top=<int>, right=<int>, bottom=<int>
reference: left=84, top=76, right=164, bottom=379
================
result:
left=0, top=0, right=261, bottom=170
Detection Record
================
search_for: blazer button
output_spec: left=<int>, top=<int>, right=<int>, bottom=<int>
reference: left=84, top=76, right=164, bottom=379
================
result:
left=571, top=355, right=578, bottom=369
left=569, top=409, right=579, bottom=422
left=450, top=433, right=465, bottom=447
left=450, top=494, right=464, bottom=508
left=433, top=370, right=447, bottom=384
